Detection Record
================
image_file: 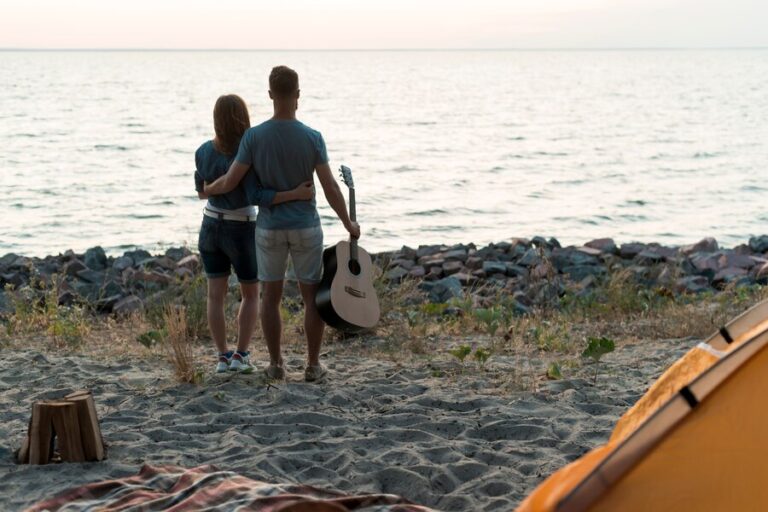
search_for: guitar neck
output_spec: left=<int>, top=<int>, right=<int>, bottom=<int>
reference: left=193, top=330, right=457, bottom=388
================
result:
left=349, top=188, right=358, bottom=260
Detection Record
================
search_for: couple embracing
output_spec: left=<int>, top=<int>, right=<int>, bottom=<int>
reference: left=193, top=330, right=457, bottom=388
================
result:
left=194, top=66, right=359, bottom=382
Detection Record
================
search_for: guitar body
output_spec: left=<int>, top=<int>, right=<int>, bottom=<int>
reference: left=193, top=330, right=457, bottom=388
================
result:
left=316, top=240, right=380, bottom=332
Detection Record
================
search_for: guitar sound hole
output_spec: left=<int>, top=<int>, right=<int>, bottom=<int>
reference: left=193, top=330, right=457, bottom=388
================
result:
left=348, top=259, right=362, bottom=276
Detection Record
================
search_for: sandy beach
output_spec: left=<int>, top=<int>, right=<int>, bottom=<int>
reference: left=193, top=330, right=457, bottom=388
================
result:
left=0, top=334, right=692, bottom=511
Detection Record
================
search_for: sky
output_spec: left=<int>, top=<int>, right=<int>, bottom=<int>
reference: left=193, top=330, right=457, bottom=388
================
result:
left=0, top=0, right=765, bottom=49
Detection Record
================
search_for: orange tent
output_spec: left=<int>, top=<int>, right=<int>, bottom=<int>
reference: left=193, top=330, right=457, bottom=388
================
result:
left=517, top=300, right=768, bottom=512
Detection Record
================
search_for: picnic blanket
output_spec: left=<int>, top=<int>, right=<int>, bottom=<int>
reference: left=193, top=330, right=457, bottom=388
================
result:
left=25, top=464, right=436, bottom=512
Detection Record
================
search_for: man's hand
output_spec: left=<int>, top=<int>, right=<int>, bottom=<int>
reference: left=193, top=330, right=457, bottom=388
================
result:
left=345, top=221, right=361, bottom=239
left=293, top=181, right=315, bottom=201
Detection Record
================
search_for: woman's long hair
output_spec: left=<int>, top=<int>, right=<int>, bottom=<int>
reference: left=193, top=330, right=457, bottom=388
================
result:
left=212, top=94, right=250, bottom=156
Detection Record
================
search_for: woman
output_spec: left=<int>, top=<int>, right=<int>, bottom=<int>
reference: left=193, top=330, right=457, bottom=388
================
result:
left=195, top=94, right=313, bottom=373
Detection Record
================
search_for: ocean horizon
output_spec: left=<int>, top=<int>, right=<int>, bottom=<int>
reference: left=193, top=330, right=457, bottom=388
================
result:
left=3, top=49, right=767, bottom=257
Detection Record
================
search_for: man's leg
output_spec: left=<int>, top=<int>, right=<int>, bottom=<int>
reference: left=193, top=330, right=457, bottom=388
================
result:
left=298, top=281, right=324, bottom=367
left=206, top=277, right=229, bottom=353
left=260, top=280, right=285, bottom=366
left=236, top=282, right=259, bottom=353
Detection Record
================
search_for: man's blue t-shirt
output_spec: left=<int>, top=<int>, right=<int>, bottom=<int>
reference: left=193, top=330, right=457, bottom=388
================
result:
left=194, top=140, right=276, bottom=210
left=235, top=119, right=327, bottom=230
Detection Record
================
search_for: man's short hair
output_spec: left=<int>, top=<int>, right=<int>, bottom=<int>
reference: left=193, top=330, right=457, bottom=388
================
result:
left=269, top=66, right=299, bottom=98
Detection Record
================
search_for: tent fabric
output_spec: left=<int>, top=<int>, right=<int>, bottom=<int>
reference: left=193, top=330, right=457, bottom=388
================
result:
left=517, top=300, right=768, bottom=512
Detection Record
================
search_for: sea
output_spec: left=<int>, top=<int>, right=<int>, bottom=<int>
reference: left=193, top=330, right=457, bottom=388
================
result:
left=2, top=50, right=767, bottom=257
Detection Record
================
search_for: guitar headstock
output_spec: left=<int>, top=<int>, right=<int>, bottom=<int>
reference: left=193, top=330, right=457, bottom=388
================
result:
left=339, top=165, right=354, bottom=190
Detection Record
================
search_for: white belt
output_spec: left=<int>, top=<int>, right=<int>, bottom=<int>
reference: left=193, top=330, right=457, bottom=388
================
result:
left=203, top=207, right=255, bottom=222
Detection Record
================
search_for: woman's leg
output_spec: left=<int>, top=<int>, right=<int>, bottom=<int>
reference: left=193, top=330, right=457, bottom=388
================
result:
left=236, top=282, right=260, bottom=353
left=207, top=277, right=229, bottom=353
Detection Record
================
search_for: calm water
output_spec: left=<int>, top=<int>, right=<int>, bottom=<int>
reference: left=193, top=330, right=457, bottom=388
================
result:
left=2, top=50, right=767, bottom=257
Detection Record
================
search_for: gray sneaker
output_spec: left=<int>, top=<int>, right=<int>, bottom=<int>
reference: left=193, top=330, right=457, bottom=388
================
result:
left=229, top=352, right=253, bottom=373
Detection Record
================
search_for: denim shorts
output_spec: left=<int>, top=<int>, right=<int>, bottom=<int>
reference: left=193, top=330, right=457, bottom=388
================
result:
left=255, top=226, right=323, bottom=284
left=198, top=216, right=258, bottom=283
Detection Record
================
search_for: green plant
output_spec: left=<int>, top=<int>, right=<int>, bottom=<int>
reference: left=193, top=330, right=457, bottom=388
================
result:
left=582, top=336, right=615, bottom=383
left=546, top=361, right=563, bottom=380
left=448, top=344, right=472, bottom=363
left=137, top=329, right=165, bottom=349
left=473, top=347, right=491, bottom=367
left=474, top=307, right=501, bottom=336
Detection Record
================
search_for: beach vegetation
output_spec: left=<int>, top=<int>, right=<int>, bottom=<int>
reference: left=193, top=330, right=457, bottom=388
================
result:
left=546, top=362, right=563, bottom=380
left=162, top=304, right=204, bottom=385
left=582, top=336, right=616, bottom=383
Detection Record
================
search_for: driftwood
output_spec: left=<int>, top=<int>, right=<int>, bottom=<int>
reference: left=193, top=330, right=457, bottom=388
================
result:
left=18, top=389, right=105, bottom=465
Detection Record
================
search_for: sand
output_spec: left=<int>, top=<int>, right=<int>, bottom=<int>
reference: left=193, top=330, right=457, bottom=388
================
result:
left=0, top=337, right=692, bottom=511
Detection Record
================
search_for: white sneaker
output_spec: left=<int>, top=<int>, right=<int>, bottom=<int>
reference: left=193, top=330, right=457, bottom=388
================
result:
left=215, top=351, right=233, bottom=373
left=229, top=352, right=253, bottom=373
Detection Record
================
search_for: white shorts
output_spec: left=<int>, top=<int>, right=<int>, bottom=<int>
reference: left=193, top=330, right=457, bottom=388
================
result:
left=255, top=226, right=324, bottom=284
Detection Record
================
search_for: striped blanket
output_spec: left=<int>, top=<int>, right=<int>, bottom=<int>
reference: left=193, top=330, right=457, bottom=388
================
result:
left=26, top=464, right=435, bottom=512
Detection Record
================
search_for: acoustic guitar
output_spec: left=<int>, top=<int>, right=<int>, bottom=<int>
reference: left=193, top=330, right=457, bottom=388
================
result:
left=316, top=165, right=380, bottom=332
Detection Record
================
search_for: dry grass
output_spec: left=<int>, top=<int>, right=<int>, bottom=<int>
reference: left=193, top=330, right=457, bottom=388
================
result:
left=162, top=304, right=203, bottom=384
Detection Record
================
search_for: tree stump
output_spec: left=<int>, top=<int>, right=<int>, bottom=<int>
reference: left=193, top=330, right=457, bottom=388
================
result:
left=18, top=389, right=105, bottom=465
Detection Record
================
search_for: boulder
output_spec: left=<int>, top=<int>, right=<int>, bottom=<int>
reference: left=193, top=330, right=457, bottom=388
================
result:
left=712, top=267, right=748, bottom=288
left=101, top=280, right=124, bottom=298
left=422, top=276, right=463, bottom=303
left=619, top=243, right=646, bottom=259
left=634, top=250, right=665, bottom=265
left=94, top=294, right=122, bottom=313
left=76, top=269, right=106, bottom=284
left=749, top=235, right=768, bottom=254
left=442, top=261, right=463, bottom=276
left=113, top=295, right=144, bottom=316
left=0, top=272, right=25, bottom=289
left=454, top=272, right=477, bottom=287
left=385, top=266, right=409, bottom=283
left=518, top=248, right=542, bottom=267
left=551, top=247, right=599, bottom=269
left=177, top=254, right=201, bottom=272
left=112, top=256, right=134, bottom=272
left=408, top=266, right=426, bottom=279
left=585, top=238, right=618, bottom=255
left=0, top=253, right=19, bottom=268
left=562, top=265, right=606, bottom=282
left=465, top=256, right=484, bottom=270
left=482, top=261, right=507, bottom=275
left=174, top=267, right=195, bottom=280
left=680, top=237, right=718, bottom=256
left=389, top=259, right=415, bottom=271
left=443, top=249, right=468, bottom=262
left=416, top=245, right=443, bottom=259
left=84, top=246, right=107, bottom=270
left=165, top=247, right=191, bottom=262
left=425, top=266, right=443, bottom=281
left=64, top=259, right=87, bottom=277
left=123, top=249, right=152, bottom=263
left=505, top=264, right=529, bottom=279
left=718, top=253, right=756, bottom=270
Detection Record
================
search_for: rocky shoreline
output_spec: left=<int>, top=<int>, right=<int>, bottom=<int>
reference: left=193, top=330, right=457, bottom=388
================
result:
left=2, top=235, right=768, bottom=317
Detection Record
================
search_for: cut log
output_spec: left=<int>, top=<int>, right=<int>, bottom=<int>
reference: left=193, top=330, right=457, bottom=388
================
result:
left=20, top=389, right=105, bottom=465
left=65, top=390, right=106, bottom=461
left=49, top=401, right=86, bottom=462
left=28, top=402, right=54, bottom=465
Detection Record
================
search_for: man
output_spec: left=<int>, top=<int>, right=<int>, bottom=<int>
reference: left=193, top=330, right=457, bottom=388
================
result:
left=205, top=65, right=359, bottom=382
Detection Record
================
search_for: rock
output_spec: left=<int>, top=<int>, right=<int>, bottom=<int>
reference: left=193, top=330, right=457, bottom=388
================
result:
left=576, top=246, right=603, bottom=258
left=425, top=266, right=443, bottom=281
left=712, top=267, right=748, bottom=288
left=408, top=266, right=426, bottom=279
left=174, top=267, right=195, bottom=280
left=442, top=261, right=463, bottom=276
left=425, top=277, right=464, bottom=303
left=146, top=256, right=177, bottom=271
left=177, top=254, right=201, bottom=272
left=124, top=249, right=152, bottom=263
left=64, top=259, right=87, bottom=277
left=72, top=281, right=100, bottom=301
left=634, top=250, right=665, bottom=265
left=416, top=245, right=443, bottom=259
left=0, top=291, right=11, bottom=315
left=132, top=271, right=173, bottom=286
left=443, top=249, right=468, bottom=262
left=482, top=261, right=507, bottom=275
left=518, top=248, right=542, bottom=267
left=165, top=247, right=191, bottom=261
left=562, top=265, right=606, bottom=282
left=57, top=290, right=75, bottom=306
left=76, top=269, right=106, bottom=284
left=471, top=269, right=487, bottom=279
left=397, top=246, right=417, bottom=260
left=389, top=259, right=415, bottom=271
left=756, top=262, right=768, bottom=283
left=551, top=247, right=599, bottom=269
left=619, top=243, right=646, bottom=259
left=718, top=253, right=756, bottom=270
left=84, top=246, right=107, bottom=270
left=505, top=264, right=529, bottom=279
left=94, top=294, right=122, bottom=312
left=0, top=272, right=25, bottom=289
left=113, top=295, right=144, bottom=316
left=509, top=299, right=532, bottom=316
left=0, top=253, right=19, bottom=268
left=681, top=237, right=718, bottom=256
left=112, top=256, right=134, bottom=272
left=101, top=280, right=124, bottom=297
left=585, top=238, right=618, bottom=255
left=418, top=255, right=445, bottom=267
left=465, top=256, right=483, bottom=270
left=689, top=253, right=720, bottom=276
left=749, top=235, right=768, bottom=254
left=385, top=266, right=409, bottom=283
left=454, top=272, right=477, bottom=286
